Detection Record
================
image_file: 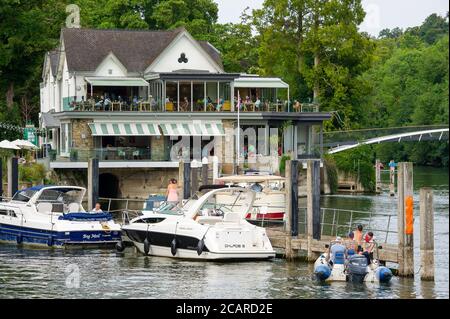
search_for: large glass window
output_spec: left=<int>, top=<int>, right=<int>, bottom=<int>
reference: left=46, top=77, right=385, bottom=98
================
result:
left=179, top=82, right=191, bottom=111
left=165, top=81, right=178, bottom=112
left=192, top=82, right=205, bottom=111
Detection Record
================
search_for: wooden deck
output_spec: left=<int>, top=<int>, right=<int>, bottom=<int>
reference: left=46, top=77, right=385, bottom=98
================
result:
left=267, top=228, right=399, bottom=263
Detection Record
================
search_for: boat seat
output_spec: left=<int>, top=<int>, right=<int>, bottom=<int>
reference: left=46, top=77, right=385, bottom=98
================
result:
left=37, top=202, right=53, bottom=214
left=223, top=212, right=241, bottom=223
left=68, top=202, right=80, bottom=212
left=333, top=252, right=345, bottom=265
left=196, top=216, right=223, bottom=225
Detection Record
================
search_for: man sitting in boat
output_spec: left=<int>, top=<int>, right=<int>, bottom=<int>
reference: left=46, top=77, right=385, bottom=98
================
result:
left=91, top=203, right=103, bottom=213
left=328, top=237, right=347, bottom=265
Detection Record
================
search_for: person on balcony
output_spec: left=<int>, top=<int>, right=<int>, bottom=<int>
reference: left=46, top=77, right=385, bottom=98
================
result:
left=104, top=95, right=111, bottom=111
left=255, top=96, right=261, bottom=110
left=95, top=96, right=104, bottom=110
left=216, top=97, right=224, bottom=111
left=293, top=100, right=301, bottom=112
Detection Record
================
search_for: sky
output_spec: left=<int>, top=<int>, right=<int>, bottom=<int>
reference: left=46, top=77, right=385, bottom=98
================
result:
left=215, top=0, right=449, bottom=36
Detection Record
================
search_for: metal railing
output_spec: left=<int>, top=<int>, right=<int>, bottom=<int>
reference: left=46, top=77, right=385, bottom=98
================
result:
left=298, top=207, right=397, bottom=243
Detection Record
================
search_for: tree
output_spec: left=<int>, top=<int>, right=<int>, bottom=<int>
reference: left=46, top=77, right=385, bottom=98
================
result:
left=253, top=0, right=375, bottom=129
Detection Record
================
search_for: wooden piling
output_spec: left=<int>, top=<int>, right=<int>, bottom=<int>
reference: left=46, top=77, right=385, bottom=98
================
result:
left=7, top=157, right=18, bottom=198
left=284, top=160, right=292, bottom=234
left=307, top=160, right=321, bottom=261
left=180, top=161, right=191, bottom=199
left=201, top=158, right=208, bottom=186
left=191, top=167, right=199, bottom=196
left=389, top=165, right=395, bottom=196
left=87, top=158, right=99, bottom=211
left=397, top=162, right=414, bottom=277
left=420, top=187, right=434, bottom=281
left=375, top=159, right=381, bottom=192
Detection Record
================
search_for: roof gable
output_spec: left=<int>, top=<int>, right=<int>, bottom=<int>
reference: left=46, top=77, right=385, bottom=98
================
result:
left=61, top=28, right=223, bottom=74
left=94, top=52, right=127, bottom=77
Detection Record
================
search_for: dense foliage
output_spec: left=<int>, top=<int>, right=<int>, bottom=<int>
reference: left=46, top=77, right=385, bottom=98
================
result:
left=0, top=1, right=448, bottom=167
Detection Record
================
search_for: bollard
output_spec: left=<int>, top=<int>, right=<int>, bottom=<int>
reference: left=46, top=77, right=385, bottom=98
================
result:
left=420, top=187, right=434, bottom=281
left=87, top=158, right=99, bottom=211
left=397, top=162, right=414, bottom=277
left=7, top=157, right=18, bottom=198
left=307, top=160, right=321, bottom=261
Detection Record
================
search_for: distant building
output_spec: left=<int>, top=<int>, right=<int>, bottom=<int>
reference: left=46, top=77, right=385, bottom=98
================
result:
left=39, top=27, right=330, bottom=197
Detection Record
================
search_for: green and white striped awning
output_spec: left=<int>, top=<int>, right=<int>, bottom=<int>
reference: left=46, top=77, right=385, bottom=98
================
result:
left=88, top=122, right=160, bottom=136
left=159, top=122, right=224, bottom=136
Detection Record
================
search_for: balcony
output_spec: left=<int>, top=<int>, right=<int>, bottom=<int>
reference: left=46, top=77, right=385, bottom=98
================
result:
left=67, top=99, right=320, bottom=113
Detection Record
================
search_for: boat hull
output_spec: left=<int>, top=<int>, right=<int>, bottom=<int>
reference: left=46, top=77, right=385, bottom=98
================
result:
left=0, top=223, right=121, bottom=247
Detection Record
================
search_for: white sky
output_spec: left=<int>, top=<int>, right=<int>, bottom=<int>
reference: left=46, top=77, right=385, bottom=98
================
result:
left=215, top=0, right=449, bottom=36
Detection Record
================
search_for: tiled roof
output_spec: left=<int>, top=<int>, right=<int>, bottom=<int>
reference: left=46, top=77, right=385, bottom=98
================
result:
left=61, top=28, right=223, bottom=73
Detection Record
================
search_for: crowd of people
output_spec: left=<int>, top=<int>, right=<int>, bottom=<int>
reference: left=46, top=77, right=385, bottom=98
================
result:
left=328, top=224, right=376, bottom=265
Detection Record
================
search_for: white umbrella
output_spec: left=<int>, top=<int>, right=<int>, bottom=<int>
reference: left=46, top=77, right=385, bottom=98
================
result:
left=0, top=140, right=21, bottom=150
left=11, top=139, right=38, bottom=150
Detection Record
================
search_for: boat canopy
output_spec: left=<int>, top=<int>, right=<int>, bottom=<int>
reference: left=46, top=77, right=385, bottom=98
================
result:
left=216, top=175, right=286, bottom=183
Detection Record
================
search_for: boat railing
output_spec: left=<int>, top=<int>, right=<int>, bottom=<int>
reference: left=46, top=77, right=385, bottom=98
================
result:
left=297, top=207, right=397, bottom=243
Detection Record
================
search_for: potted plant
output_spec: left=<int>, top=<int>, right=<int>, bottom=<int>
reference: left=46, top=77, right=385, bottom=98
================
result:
left=70, top=149, right=78, bottom=161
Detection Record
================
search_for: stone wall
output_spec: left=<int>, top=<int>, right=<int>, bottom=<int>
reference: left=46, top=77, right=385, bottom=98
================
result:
left=71, top=119, right=94, bottom=149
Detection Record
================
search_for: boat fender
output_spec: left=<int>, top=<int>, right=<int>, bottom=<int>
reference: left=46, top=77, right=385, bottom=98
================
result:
left=197, top=239, right=205, bottom=256
left=315, top=264, right=331, bottom=281
left=143, top=238, right=151, bottom=255
left=47, top=235, right=54, bottom=247
left=171, top=238, right=177, bottom=256
left=116, top=241, right=125, bottom=252
left=376, top=266, right=393, bottom=283
left=16, top=234, right=23, bottom=245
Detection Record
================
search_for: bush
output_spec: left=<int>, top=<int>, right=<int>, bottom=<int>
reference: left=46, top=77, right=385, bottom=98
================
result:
left=279, top=154, right=291, bottom=176
left=323, top=156, right=338, bottom=194
left=19, top=163, right=46, bottom=184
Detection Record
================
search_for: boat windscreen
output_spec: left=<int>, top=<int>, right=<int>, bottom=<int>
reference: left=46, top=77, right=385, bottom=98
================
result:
left=155, top=202, right=184, bottom=215
left=37, top=189, right=84, bottom=205
left=12, top=189, right=38, bottom=202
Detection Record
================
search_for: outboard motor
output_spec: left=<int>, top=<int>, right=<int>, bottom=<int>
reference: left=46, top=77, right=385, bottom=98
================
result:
left=347, top=255, right=368, bottom=283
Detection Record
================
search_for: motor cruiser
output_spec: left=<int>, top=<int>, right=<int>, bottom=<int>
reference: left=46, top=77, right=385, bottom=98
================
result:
left=0, top=185, right=121, bottom=247
left=120, top=187, right=276, bottom=260
left=215, top=175, right=286, bottom=221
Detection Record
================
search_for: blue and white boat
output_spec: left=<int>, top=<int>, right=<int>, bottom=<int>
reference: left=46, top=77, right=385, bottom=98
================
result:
left=0, top=185, right=121, bottom=247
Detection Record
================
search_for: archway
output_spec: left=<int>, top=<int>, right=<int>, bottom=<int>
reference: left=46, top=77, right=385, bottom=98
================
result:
left=99, top=173, right=119, bottom=199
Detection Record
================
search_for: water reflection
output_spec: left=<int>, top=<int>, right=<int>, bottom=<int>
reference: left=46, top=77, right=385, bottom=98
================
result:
left=0, top=167, right=448, bottom=299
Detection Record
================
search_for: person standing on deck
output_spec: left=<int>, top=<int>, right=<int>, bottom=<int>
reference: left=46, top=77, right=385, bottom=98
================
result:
left=354, top=224, right=364, bottom=252
left=166, top=179, right=179, bottom=204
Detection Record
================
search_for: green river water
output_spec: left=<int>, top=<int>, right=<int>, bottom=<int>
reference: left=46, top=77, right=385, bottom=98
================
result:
left=0, top=166, right=448, bottom=299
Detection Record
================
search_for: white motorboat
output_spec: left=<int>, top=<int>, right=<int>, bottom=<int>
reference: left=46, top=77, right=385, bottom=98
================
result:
left=120, top=187, right=276, bottom=260
left=215, top=175, right=286, bottom=221
left=0, top=185, right=121, bottom=247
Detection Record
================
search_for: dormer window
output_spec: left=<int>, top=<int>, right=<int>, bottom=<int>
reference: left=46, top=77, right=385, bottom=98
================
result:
left=178, top=53, right=188, bottom=63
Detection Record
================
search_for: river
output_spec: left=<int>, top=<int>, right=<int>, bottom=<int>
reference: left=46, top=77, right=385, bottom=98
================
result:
left=0, top=166, right=448, bottom=299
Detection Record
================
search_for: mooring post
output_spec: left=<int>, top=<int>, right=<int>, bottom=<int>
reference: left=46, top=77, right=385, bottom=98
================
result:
left=183, top=162, right=191, bottom=199
left=397, top=162, right=414, bottom=277
left=307, top=160, right=321, bottom=261
left=389, top=161, right=395, bottom=196
left=284, top=160, right=294, bottom=259
left=420, top=187, right=434, bottom=281
left=87, top=158, right=99, bottom=211
left=201, top=157, right=208, bottom=186
left=191, top=166, right=199, bottom=196
left=375, top=159, right=381, bottom=193
left=7, top=156, right=18, bottom=198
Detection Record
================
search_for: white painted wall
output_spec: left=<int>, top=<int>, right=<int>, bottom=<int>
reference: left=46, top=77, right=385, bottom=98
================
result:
left=94, top=54, right=127, bottom=77
left=149, top=34, right=222, bottom=73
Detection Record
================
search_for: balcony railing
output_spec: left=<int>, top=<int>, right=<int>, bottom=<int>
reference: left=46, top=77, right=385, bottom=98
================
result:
left=67, top=100, right=320, bottom=113
left=65, top=147, right=170, bottom=162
